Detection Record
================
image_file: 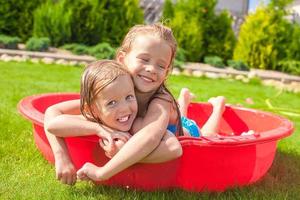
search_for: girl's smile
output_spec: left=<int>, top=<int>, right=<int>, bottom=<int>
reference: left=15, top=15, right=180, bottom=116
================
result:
left=118, top=34, right=172, bottom=94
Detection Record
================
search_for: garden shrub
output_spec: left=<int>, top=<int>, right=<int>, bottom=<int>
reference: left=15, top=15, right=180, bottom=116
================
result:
left=162, top=0, right=175, bottom=20
left=0, top=35, right=21, bottom=49
left=204, top=11, right=236, bottom=62
left=88, top=43, right=116, bottom=59
left=25, top=37, right=50, bottom=52
left=173, top=47, right=187, bottom=70
left=162, top=0, right=236, bottom=62
left=233, top=0, right=293, bottom=70
left=204, top=56, right=224, bottom=68
left=100, top=0, right=144, bottom=46
left=33, top=0, right=143, bottom=46
left=66, top=0, right=105, bottom=45
left=227, top=60, right=249, bottom=71
left=286, top=24, right=300, bottom=61
left=33, top=0, right=72, bottom=46
left=61, top=44, right=89, bottom=55
left=162, top=0, right=210, bottom=61
left=61, top=42, right=115, bottom=59
left=278, top=60, right=300, bottom=75
left=0, top=0, right=44, bottom=41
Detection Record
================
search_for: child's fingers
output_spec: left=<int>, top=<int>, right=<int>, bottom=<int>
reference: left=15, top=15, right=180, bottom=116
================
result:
left=77, top=168, right=88, bottom=180
left=103, top=134, right=114, bottom=149
left=100, top=139, right=116, bottom=153
left=112, top=134, right=130, bottom=143
left=77, top=173, right=90, bottom=181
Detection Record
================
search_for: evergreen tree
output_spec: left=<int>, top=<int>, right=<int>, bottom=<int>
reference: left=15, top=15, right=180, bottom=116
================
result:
left=233, top=2, right=292, bottom=70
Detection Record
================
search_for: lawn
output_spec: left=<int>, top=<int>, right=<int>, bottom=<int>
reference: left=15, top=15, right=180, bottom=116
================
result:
left=0, top=61, right=299, bottom=199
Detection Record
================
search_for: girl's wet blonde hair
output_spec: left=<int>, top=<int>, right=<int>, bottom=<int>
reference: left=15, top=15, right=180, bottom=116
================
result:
left=116, top=23, right=177, bottom=71
left=80, top=60, right=132, bottom=124
left=117, top=23, right=183, bottom=136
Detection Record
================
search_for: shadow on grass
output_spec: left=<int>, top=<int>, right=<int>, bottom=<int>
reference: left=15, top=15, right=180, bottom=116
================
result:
left=257, top=151, right=300, bottom=193
left=66, top=151, right=300, bottom=200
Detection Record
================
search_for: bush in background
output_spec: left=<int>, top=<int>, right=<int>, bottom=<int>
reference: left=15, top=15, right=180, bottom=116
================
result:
left=25, top=37, right=50, bottom=52
left=33, top=0, right=72, bottom=46
left=101, top=0, right=144, bottom=46
left=204, top=56, right=224, bottom=68
left=88, top=43, right=116, bottom=59
left=61, top=44, right=89, bottom=55
left=0, top=35, right=21, bottom=49
left=162, top=0, right=236, bottom=62
left=173, top=47, right=187, bottom=70
left=67, top=0, right=105, bottom=45
left=62, top=42, right=116, bottom=59
left=204, top=11, right=236, bottom=62
left=233, top=0, right=293, bottom=70
left=227, top=60, right=249, bottom=71
left=278, top=60, right=300, bottom=75
left=33, top=0, right=143, bottom=47
left=0, top=0, right=44, bottom=41
left=286, top=24, right=300, bottom=61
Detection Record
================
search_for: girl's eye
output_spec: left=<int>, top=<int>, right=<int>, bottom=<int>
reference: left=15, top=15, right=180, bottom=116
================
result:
left=140, top=58, right=149, bottom=62
left=126, top=94, right=135, bottom=101
left=158, top=64, right=166, bottom=69
left=107, top=100, right=117, bottom=106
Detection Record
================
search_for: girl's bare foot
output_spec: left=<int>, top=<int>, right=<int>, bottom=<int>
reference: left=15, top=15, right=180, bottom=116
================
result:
left=178, top=88, right=195, bottom=117
left=208, top=96, right=226, bottom=114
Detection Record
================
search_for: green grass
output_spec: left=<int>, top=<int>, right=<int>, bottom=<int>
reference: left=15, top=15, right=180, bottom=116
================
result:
left=0, top=61, right=299, bottom=199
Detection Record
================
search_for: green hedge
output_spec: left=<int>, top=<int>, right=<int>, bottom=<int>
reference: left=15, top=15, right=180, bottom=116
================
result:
left=33, top=0, right=72, bottom=46
left=0, top=0, right=44, bottom=41
left=173, top=47, right=187, bottom=70
left=68, top=0, right=105, bottom=45
left=204, top=56, right=224, bottom=68
left=62, top=43, right=116, bottom=59
left=88, top=43, right=116, bottom=59
left=227, top=60, right=249, bottom=71
left=286, top=24, right=300, bottom=61
left=0, top=35, right=21, bottom=49
left=278, top=60, right=300, bottom=75
left=25, top=37, right=50, bottom=52
left=61, top=44, right=89, bottom=55
left=233, top=2, right=292, bottom=70
left=33, top=0, right=143, bottom=47
left=163, top=0, right=236, bottom=62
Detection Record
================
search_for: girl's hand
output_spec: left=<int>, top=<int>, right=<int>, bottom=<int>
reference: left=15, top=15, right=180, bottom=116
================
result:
left=100, top=132, right=132, bottom=158
left=54, top=153, right=77, bottom=185
left=95, top=127, right=115, bottom=154
left=77, top=163, right=106, bottom=181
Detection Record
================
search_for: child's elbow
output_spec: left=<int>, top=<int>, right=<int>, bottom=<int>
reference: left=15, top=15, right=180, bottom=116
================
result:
left=167, top=138, right=182, bottom=159
left=45, top=121, right=56, bottom=134
left=45, top=116, right=63, bottom=135
left=172, top=142, right=183, bottom=158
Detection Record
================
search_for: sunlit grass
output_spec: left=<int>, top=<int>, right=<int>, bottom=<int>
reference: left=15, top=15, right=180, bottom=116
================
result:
left=0, top=61, right=299, bottom=199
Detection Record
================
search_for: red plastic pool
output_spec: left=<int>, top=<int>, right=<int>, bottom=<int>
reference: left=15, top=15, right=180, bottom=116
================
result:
left=18, top=93, right=294, bottom=192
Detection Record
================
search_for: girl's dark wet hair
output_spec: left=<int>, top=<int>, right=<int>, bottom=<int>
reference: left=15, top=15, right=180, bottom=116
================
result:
left=80, top=60, right=131, bottom=124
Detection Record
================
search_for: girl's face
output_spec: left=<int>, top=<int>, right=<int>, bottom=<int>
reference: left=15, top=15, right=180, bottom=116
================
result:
left=93, top=74, right=137, bottom=132
left=117, top=34, right=172, bottom=93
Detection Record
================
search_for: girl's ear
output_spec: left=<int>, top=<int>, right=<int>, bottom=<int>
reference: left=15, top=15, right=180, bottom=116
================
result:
left=116, top=51, right=126, bottom=64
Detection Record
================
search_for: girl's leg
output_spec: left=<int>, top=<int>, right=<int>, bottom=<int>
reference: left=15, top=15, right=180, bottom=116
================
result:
left=201, top=96, right=226, bottom=136
left=177, top=88, right=193, bottom=117
left=178, top=88, right=200, bottom=136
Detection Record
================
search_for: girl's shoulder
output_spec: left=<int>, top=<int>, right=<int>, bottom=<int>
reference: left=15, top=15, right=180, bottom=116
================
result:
left=152, top=86, right=173, bottom=103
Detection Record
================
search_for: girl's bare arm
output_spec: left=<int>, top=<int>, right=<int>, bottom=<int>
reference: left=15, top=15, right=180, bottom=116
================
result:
left=90, top=98, right=174, bottom=180
left=44, top=99, right=81, bottom=185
